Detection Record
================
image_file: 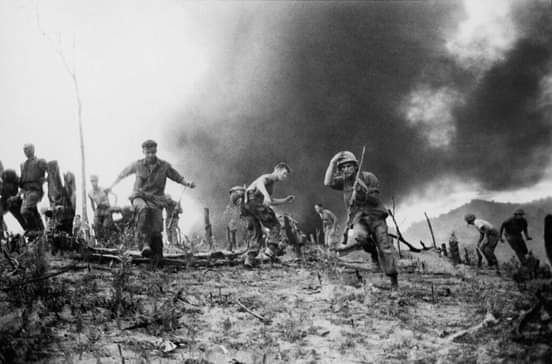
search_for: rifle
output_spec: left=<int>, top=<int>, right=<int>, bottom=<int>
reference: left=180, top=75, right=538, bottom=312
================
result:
left=341, top=146, right=367, bottom=245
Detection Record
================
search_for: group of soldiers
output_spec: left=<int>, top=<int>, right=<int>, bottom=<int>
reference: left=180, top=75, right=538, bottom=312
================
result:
left=464, top=208, right=535, bottom=267
left=3, top=139, right=542, bottom=291
left=228, top=149, right=399, bottom=289
left=0, top=141, right=407, bottom=289
left=0, top=141, right=185, bottom=252
left=0, top=143, right=70, bottom=238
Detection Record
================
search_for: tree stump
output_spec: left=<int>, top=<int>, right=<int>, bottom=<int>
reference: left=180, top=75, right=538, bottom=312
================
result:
left=204, top=208, right=213, bottom=250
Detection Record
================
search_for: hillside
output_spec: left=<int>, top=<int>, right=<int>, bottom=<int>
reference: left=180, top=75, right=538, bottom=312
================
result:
left=404, top=198, right=552, bottom=265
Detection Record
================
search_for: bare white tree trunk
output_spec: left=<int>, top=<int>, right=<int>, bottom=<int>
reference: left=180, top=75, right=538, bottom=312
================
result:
left=35, top=2, right=88, bottom=224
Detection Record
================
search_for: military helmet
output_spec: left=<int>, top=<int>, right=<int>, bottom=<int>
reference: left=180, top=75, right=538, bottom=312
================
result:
left=514, top=208, right=525, bottom=216
left=464, top=213, right=476, bottom=223
left=336, top=151, right=358, bottom=167
left=229, top=185, right=245, bottom=205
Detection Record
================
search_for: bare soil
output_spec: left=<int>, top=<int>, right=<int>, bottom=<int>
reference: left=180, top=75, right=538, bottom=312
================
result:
left=1, top=246, right=551, bottom=364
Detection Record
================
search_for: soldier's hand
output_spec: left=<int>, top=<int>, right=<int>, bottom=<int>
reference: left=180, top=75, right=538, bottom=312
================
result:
left=286, top=195, right=295, bottom=203
left=262, top=198, right=272, bottom=207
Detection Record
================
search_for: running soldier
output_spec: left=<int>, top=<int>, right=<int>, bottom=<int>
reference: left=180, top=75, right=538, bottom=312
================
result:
left=499, top=208, right=532, bottom=265
left=242, top=162, right=295, bottom=267
left=19, top=144, right=47, bottom=234
left=324, top=151, right=398, bottom=289
left=88, top=175, right=115, bottom=241
left=314, top=203, right=337, bottom=247
left=108, top=140, right=195, bottom=258
left=465, top=213, right=499, bottom=267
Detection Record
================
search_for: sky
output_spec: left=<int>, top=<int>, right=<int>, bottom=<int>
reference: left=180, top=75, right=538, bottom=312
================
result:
left=1, top=0, right=551, bottom=236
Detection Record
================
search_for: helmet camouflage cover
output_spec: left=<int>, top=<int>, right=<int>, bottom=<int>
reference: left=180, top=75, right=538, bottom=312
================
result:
left=335, top=151, right=358, bottom=167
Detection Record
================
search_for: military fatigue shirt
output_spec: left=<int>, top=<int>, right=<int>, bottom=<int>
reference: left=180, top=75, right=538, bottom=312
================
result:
left=328, top=171, right=386, bottom=213
left=500, top=217, right=528, bottom=237
left=117, top=158, right=187, bottom=197
left=20, top=156, right=48, bottom=192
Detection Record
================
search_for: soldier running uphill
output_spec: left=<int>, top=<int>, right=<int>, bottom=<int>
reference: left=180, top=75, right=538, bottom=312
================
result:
left=324, top=151, right=398, bottom=289
left=465, top=213, right=499, bottom=267
left=108, top=140, right=195, bottom=259
left=242, top=162, right=295, bottom=268
left=500, top=208, right=532, bottom=265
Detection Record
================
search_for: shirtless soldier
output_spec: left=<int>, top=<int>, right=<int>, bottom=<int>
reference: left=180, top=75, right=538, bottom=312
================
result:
left=242, top=162, right=295, bottom=267
left=88, top=175, right=115, bottom=241
left=324, top=151, right=398, bottom=289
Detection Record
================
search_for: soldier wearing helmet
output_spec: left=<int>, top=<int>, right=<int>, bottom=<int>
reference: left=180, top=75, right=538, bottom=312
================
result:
left=324, top=150, right=398, bottom=289
left=499, top=208, right=532, bottom=265
left=465, top=213, right=499, bottom=267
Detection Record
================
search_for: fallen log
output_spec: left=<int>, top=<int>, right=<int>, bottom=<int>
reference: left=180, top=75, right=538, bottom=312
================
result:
left=445, top=312, right=498, bottom=342
left=388, top=233, right=432, bottom=253
left=78, top=249, right=247, bottom=269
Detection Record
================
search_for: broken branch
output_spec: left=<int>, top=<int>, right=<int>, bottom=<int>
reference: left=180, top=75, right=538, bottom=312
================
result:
left=235, top=299, right=271, bottom=324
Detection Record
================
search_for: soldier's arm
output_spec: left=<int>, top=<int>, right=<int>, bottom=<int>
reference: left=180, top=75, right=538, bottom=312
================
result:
left=499, top=222, right=505, bottom=242
left=476, top=226, right=485, bottom=246
left=167, top=164, right=195, bottom=188
left=324, top=156, right=344, bottom=190
left=326, top=210, right=337, bottom=225
left=107, top=189, right=118, bottom=206
left=523, top=219, right=532, bottom=240
left=108, top=162, right=137, bottom=190
left=271, top=195, right=295, bottom=206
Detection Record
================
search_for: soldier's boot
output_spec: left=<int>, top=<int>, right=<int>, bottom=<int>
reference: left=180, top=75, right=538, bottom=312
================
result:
left=151, top=233, right=163, bottom=258
left=389, top=274, right=399, bottom=290
left=258, top=243, right=279, bottom=263
left=140, top=233, right=154, bottom=258
left=243, top=251, right=259, bottom=269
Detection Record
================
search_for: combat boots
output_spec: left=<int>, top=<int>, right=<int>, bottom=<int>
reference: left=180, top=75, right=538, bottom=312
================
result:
left=142, top=233, right=163, bottom=259
left=257, top=243, right=279, bottom=263
left=243, top=251, right=259, bottom=268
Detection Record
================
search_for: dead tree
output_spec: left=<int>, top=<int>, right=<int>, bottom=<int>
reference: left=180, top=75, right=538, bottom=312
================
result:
left=424, top=212, right=437, bottom=249
left=35, top=4, right=88, bottom=224
left=204, top=208, right=213, bottom=250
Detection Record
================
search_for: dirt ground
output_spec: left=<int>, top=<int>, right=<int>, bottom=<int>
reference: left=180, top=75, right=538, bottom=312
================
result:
left=1, top=245, right=552, bottom=364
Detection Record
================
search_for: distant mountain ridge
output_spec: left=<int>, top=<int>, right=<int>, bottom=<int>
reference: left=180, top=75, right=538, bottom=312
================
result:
left=403, top=197, right=552, bottom=265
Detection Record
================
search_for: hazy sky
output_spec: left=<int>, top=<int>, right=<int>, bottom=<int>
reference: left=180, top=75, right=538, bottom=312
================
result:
left=1, top=0, right=551, bottom=235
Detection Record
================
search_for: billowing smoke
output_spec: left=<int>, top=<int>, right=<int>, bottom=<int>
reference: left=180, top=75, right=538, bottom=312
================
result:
left=168, top=1, right=552, bottom=233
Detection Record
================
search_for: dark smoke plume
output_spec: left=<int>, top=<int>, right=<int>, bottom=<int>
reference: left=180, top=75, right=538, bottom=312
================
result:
left=168, top=1, right=552, bottom=233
